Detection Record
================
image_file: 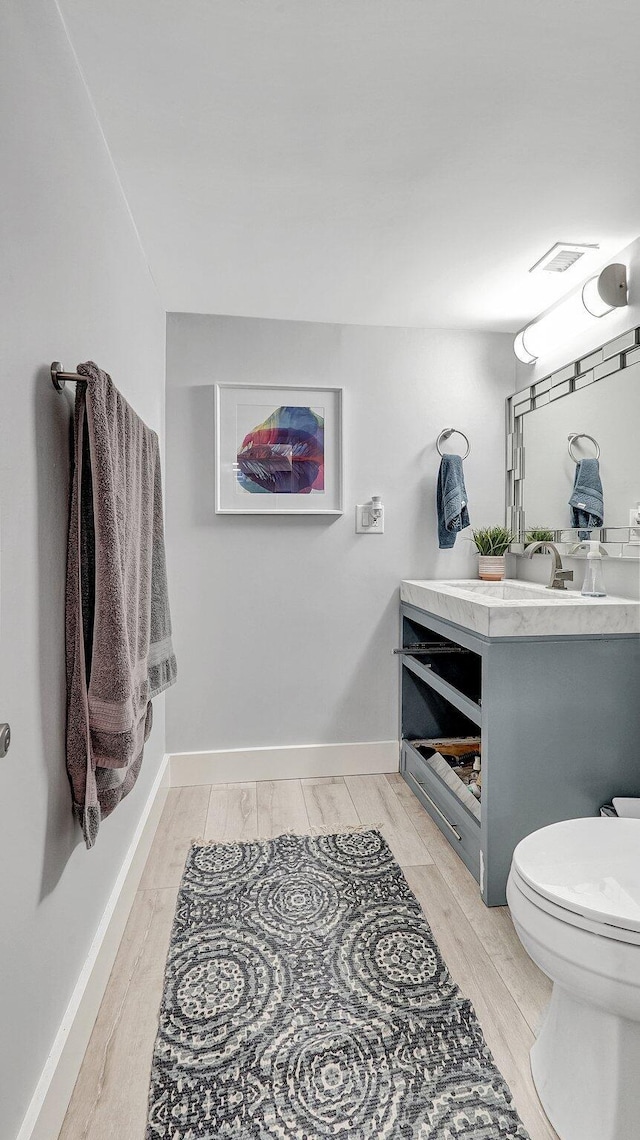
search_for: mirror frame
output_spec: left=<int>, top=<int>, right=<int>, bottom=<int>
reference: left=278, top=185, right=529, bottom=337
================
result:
left=505, top=324, right=640, bottom=558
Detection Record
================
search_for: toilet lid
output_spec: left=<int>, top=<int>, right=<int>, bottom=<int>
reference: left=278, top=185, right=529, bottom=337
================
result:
left=512, top=818, right=640, bottom=934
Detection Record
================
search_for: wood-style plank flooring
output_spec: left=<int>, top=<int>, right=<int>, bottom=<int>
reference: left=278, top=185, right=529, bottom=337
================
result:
left=58, top=774, right=557, bottom=1140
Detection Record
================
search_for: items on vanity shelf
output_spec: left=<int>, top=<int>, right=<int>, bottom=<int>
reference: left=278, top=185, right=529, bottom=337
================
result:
left=63, top=361, right=177, bottom=848
left=569, top=539, right=608, bottom=597
left=463, top=755, right=482, bottom=800
left=410, top=737, right=482, bottom=808
left=423, top=751, right=481, bottom=820
left=436, top=428, right=470, bottom=548
left=470, top=525, right=515, bottom=581
left=410, top=736, right=481, bottom=757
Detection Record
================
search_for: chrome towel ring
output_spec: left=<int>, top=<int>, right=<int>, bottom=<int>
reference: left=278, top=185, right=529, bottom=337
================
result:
left=436, top=427, right=470, bottom=460
left=568, top=433, right=600, bottom=462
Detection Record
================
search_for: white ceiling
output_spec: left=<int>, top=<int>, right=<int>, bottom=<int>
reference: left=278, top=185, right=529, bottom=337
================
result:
left=59, top=0, right=640, bottom=331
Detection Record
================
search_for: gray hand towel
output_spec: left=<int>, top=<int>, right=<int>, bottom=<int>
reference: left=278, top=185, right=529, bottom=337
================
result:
left=437, top=453, right=470, bottom=549
left=66, top=362, right=177, bottom=848
left=569, top=457, right=603, bottom=540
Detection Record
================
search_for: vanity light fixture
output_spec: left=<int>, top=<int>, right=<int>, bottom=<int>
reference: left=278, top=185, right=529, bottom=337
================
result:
left=581, top=263, right=628, bottom=317
left=514, top=262, right=630, bottom=365
left=513, top=329, right=538, bottom=365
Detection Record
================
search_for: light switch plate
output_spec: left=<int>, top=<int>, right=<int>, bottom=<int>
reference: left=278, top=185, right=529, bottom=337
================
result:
left=355, top=504, right=385, bottom=533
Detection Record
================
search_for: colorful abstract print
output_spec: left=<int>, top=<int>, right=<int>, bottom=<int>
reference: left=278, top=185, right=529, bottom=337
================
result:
left=147, top=831, right=530, bottom=1140
left=237, top=405, right=324, bottom=494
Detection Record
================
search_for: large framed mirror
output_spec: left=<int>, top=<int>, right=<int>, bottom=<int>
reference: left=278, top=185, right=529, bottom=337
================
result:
left=506, top=325, right=640, bottom=557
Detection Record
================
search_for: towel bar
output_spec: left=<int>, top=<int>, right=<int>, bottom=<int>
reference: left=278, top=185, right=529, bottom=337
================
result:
left=51, top=362, right=83, bottom=391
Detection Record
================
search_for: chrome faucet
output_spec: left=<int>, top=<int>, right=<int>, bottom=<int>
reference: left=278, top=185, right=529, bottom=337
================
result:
left=524, top=541, right=574, bottom=590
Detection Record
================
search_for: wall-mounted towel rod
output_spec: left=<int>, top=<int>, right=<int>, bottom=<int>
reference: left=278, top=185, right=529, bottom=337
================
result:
left=436, top=427, right=470, bottom=459
left=51, top=362, right=83, bottom=391
left=568, top=432, right=600, bottom=461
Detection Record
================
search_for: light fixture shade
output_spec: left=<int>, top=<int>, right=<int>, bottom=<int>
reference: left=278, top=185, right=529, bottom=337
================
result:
left=513, top=327, right=537, bottom=364
left=582, top=263, right=628, bottom=317
left=582, top=276, right=610, bottom=317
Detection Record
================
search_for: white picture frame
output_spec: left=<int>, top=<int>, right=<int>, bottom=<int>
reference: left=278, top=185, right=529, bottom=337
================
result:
left=214, top=383, right=343, bottom=515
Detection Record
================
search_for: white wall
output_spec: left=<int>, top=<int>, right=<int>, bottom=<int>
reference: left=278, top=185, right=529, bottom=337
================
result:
left=165, top=314, right=515, bottom=754
left=513, top=235, right=640, bottom=600
left=0, top=3, right=166, bottom=1136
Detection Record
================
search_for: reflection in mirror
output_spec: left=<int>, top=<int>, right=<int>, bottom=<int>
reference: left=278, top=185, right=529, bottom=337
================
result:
left=522, top=362, right=639, bottom=529
left=507, top=329, right=640, bottom=557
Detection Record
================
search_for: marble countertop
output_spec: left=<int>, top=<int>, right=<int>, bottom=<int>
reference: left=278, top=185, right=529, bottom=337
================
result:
left=400, top=579, right=640, bottom=638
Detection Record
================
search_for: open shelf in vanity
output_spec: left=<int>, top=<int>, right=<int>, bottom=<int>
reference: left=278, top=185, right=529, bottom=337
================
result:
left=400, top=606, right=484, bottom=885
left=399, top=595, right=640, bottom=906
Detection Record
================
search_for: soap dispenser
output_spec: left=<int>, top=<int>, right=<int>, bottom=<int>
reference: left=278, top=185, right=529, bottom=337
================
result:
left=571, top=540, right=607, bottom=597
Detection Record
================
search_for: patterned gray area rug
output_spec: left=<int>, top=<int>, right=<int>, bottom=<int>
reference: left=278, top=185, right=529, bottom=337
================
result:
left=147, top=830, right=529, bottom=1139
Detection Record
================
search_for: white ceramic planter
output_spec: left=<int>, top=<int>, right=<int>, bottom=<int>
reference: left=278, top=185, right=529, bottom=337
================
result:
left=478, top=555, right=506, bottom=581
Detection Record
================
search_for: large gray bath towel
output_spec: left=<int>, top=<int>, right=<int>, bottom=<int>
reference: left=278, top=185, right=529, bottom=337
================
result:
left=66, top=362, right=177, bottom=848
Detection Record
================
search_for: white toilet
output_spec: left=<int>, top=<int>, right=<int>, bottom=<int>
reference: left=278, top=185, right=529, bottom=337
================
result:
left=507, top=817, right=640, bottom=1140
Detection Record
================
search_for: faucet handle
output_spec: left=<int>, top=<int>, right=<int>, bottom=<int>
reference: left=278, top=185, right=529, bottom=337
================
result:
left=551, top=569, right=574, bottom=590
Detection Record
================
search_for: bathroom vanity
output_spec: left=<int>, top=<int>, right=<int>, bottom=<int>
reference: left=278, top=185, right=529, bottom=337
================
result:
left=399, top=579, right=640, bottom=906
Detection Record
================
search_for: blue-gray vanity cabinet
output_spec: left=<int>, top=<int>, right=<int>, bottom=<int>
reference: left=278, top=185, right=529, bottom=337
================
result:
left=399, top=600, right=640, bottom=906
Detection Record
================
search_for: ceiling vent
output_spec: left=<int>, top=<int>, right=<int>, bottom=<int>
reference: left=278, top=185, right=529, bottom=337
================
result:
left=529, top=242, right=599, bottom=274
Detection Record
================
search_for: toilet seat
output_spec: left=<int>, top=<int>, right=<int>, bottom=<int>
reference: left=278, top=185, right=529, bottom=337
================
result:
left=509, top=863, right=640, bottom=946
left=512, top=817, right=640, bottom=939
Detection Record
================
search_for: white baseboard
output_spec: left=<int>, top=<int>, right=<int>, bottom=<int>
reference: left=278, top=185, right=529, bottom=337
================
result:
left=170, top=740, right=400, bottom=786
left=16, top=754, right=170, bottom=1140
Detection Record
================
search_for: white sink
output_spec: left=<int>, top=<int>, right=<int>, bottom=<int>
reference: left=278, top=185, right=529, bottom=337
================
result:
left=440, top=580, right=573, bottom=602
left=401, top=579, right=640, bottom=638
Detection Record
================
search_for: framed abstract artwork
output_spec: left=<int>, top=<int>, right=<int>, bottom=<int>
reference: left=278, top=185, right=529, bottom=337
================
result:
left=215, top=384, right=343, bottom=514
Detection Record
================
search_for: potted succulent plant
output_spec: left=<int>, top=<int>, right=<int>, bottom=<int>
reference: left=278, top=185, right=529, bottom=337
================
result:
left=471, top=526, right=515, bottom=581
